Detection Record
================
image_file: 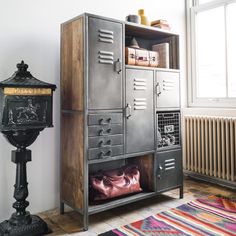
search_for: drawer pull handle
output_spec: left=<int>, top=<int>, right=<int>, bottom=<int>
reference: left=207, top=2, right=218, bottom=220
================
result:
left=99, top=140, right=104, bottom=147
left=107, top=128, right=112, bottom=133
left=99, top=140, right=112, bottom=147
left=99, top=129, right=104, bottom=136
left=106, top=150, right=112, bottom=156
left=99, top=118, right=112, bottom=125
left=99, top=150, right=112, bottom=159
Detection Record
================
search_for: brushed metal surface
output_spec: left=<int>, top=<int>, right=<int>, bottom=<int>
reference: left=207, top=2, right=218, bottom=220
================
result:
left=156, top=71, right=180, bottom=108
left=156, top=149, right=182, bottom=192
left=125, top=69, right=154, bottom=154
left=88, top=124, right=123, bottom=137
left=88, top=113, right=122, bottom=125
left=88, top=17, right=123, bottom=109
left=88, top=145, right=123, bottom=160
left=88, top=134, right=123, bottom=148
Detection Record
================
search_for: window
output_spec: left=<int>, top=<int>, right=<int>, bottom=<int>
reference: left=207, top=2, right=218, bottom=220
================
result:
left=187, top=0, right=236, bottom=107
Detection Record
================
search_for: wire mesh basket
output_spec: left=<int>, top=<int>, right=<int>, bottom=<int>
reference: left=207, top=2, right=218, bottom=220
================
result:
left=157, top=111, right=180, bottom=149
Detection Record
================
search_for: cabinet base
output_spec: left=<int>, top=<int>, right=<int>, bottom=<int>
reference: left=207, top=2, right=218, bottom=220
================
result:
left=0, top=215, right=51, bottom=236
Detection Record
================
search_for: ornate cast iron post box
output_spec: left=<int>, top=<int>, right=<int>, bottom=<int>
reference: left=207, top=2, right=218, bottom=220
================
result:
left=0, top=61, right=56, bottom=236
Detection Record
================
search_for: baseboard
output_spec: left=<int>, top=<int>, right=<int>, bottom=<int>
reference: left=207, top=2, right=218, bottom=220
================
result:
left=184, top=170, right=236, bottom=190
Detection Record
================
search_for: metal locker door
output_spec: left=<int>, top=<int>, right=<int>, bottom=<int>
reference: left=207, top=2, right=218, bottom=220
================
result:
left=156, top=71, right=180, bottom=108
left=156, top=149, right=182, bottom=192
left=88, top=17, right=123, bottom=109
left=125, top=69, right=154, bottom=154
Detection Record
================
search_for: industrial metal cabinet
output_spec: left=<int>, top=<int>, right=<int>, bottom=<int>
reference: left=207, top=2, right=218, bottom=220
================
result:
left=60, top=13, right=183, bottom=230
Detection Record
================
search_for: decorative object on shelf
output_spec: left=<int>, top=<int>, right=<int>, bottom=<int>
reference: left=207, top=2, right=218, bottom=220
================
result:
left=151, top=19, right=171, bottom=30
left=152, top=42, right=170, bottom=68
left=0, top=61, right=56, bottom=236
left=125, top=15, right=141, bottom=24
left=90, top=165, right=142, bottom=201
left=138, top=9, right=149, bottom=26
left=130, top=37, right=140, bottom=48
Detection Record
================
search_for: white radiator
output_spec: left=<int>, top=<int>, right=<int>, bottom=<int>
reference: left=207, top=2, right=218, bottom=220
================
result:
left=184, top=116, right=236, bottom=182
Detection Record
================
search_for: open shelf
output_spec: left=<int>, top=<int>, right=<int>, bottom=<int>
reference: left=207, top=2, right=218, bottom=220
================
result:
left=89, top=191, right=156, bottom=215
left=125, top=22, right=178, bottom=39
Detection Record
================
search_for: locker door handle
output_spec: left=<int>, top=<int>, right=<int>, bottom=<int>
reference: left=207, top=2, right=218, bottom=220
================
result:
left=126, top=104, right=132, bottom=119
left=157, top=165, right=163, bottom=179
left=115, top=59, right=122, bottom=74
left=156, top=83, right=161, bottom=96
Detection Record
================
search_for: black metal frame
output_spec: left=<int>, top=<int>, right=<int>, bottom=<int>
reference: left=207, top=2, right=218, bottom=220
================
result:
left=0, top=130, right=51, bottom=236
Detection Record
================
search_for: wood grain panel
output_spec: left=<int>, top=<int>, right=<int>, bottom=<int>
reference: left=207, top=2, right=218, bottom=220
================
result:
left=61, top=112, right=84, bottom=210
left=128, top=154, right=154, bottom=191
left=61, top=17, right=84, bottom=111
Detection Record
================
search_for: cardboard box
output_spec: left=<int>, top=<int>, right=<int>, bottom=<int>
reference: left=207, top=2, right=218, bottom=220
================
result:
left=125, top=47, right=159, bottom=67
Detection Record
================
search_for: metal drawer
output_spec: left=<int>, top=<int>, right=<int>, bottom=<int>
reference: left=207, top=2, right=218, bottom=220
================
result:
left=88, top=134, right=123, bottom=148
left=88, top=124, right=123, bottom=137
left=88, top=145, right=123, bottom=160
left=88, top=113, right=122, bottom=125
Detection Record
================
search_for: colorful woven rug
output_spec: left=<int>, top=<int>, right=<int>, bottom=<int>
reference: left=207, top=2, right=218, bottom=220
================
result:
left=99, top=195, right=236, bottom=236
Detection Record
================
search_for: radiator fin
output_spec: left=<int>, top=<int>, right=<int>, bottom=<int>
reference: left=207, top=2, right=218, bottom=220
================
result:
left=184, top=116, right=236, bottom=182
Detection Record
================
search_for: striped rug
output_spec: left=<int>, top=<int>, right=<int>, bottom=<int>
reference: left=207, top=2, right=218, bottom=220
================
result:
left=99, top=195, right=236, bottom=236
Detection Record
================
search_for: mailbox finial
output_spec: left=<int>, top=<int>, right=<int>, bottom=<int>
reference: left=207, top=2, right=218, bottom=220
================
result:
left=17, top=61, right=28, bottom=72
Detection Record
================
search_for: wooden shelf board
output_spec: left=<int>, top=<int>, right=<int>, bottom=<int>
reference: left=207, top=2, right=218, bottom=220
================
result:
left=88, top=191, right=156, bottom=215
left=125, top=22, right=178, bottom=39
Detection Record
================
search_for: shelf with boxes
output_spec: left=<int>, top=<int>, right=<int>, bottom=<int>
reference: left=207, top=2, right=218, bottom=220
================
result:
left=125, top=22, right=179, bottom=70
left=60, top=13, right=183, bottom=230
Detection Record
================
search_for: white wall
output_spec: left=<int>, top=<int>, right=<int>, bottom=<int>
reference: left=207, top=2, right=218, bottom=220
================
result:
left=0, top=0, right=186, bottom=221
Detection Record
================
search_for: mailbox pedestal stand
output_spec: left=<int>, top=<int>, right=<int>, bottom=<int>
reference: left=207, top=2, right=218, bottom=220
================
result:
left=0, top=61, right=56, bottom=236
left=0, top=130, right=50, bottom=236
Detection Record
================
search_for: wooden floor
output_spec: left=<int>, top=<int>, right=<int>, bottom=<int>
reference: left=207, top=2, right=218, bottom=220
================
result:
left=38, top=177, right=236, bottom=236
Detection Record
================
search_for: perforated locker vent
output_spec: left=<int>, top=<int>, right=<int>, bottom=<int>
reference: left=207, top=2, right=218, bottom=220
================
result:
left=157, top=111, right=180, bottom=149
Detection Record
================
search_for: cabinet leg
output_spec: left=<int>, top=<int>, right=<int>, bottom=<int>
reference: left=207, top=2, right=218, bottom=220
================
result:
left=179, top=186, right=184, bottom=199
left=60, top=202, right=65, bottom=215
left=83, top=213, right=89, bottom=231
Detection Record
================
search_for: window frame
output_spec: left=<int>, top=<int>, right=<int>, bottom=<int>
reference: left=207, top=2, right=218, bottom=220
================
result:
left=186, top=0, right=236, bottom=108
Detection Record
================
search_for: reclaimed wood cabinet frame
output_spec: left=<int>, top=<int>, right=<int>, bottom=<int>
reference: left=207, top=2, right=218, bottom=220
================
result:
left=60, top=13, right=183, bottom=230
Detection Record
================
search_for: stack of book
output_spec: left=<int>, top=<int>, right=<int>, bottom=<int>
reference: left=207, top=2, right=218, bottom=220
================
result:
left=151, top=19, right=170, bottom=30
left=152, top=43, right=170, bottom=68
